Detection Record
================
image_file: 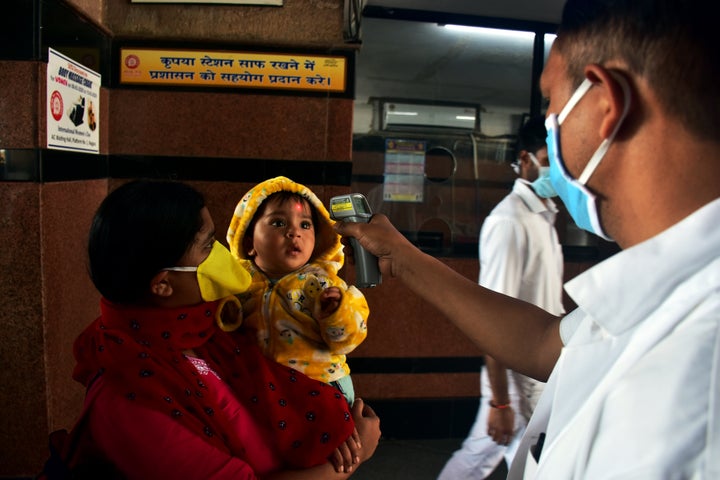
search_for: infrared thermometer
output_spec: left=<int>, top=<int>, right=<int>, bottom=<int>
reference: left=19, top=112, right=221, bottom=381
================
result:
left=329, top=193, right=381, bottom=288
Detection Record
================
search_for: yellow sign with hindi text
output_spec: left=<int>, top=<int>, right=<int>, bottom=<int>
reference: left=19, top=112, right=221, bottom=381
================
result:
left=120, top=48, right=347, bottom=93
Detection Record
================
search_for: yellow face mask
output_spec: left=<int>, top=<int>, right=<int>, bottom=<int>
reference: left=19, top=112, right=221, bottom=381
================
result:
left=165, top=241, right=251, bottom=301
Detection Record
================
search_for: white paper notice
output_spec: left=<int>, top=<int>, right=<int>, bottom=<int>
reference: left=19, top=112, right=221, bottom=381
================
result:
left=383, top=138, right=426, bottom=203
left=46, top=48, right=101, bottom=153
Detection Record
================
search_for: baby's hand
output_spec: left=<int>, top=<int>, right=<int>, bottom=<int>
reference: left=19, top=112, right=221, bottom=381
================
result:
left=328, top=428, right=361, bottom=473
left=317, top=287, right=342, bottom=319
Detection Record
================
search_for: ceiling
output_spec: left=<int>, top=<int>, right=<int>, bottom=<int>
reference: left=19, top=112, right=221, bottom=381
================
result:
left=354, top=0, right=566, bottom=133
left=363, top=0, right=566, bottom=25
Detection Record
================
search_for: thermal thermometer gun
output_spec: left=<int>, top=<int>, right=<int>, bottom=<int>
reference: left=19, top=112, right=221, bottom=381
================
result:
left=329, top=194, right=381, bottom=288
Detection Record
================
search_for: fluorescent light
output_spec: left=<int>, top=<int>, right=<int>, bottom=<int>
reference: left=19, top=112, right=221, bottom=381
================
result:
left=387, top=111, right=418, bottom=116
left=443, top=24, right=535, bottom=41
left=456, top=115, right=475, bottom=121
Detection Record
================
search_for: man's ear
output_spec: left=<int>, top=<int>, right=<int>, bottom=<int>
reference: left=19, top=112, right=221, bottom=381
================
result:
left=150, top=270, right=174, bottom=297
left=518, top=149, right=531, bottom=166
left=584, top=64, right=631, bottom=140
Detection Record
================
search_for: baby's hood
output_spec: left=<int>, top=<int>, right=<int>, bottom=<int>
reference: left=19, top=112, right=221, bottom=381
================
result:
left=226, top=176, right=343, bottom=271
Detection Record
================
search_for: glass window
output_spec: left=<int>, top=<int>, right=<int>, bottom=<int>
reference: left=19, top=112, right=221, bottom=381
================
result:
left=352, top=17, right=546, bottom=256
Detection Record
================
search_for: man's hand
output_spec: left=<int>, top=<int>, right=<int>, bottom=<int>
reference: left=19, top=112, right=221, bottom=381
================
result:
left=334, top=214, right=414, bottom=279
left=487, top=404, right=514, bottom=446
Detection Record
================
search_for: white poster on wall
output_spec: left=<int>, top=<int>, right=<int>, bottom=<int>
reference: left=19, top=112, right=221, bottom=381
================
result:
left=383, top=138, right=426, bottom=203
left=46, top=48, right=101, bottom=154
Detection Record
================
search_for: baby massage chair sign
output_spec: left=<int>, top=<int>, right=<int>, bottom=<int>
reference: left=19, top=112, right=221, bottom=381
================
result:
left=46, top=48, right=101, bottom=154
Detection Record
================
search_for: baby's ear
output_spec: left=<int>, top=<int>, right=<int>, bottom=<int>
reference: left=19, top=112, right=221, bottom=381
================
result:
left=150, top=271, right=173, bottom=297
left=243, top=236, right=255, bottom=257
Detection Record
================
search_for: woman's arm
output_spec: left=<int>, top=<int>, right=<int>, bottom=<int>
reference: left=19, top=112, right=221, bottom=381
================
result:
left=88, top=381, right=260, bottom=479
left=262, top=399, right=381, bottom=480
left=89, top=381, right=379, bottom=480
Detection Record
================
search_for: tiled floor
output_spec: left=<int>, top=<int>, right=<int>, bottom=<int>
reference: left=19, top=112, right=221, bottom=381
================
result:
left=19, top=438, right=507, bottom=480
left=351, top=437, right=508, bottom=480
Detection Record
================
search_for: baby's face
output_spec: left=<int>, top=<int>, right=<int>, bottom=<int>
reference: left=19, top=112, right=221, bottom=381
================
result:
left=248, top=197, right=315, bottom=279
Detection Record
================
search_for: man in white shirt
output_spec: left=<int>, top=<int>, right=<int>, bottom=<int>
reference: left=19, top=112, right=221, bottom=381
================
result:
left=336, top=0, right=720, bottom=477
left=438, top=116, right=565, bottom=479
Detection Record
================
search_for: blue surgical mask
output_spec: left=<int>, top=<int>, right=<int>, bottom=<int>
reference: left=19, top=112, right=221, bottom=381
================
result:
left=545, top=77, right=630, bottom=241
left=528, top=152, right=556, bottom=198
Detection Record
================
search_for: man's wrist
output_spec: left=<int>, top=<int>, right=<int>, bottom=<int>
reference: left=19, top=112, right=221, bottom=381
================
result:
left=489, top=399, right=511, bottom=409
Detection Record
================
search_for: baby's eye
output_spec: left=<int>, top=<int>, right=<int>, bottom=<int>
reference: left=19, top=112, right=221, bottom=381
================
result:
left=301, top=221, right=313, bottom=230
left=270, top=219, right=286, bottom=228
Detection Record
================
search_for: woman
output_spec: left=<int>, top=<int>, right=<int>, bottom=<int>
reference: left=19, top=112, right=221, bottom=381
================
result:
left=49, top=179, right=380, bottom=479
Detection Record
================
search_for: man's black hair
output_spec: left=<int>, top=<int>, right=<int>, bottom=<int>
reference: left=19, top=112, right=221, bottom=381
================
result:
left=516, top=115, right=547, bottom=156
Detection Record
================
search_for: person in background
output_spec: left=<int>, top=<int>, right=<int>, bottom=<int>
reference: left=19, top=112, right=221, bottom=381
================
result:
left=44, top=179, right=380, bottom=479
left=335, top=0, right=720, bottom=477
left=226, top=176, right=369, bottom=406
left=438, top=116, right=565, bottom=479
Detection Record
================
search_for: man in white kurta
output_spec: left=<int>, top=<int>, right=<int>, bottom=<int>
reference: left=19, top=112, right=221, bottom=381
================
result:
left=439, top=118, right=565, bottom=480
left=509, top=197, right=720, bottom=478
left=335, top=1, right=720, bottom=477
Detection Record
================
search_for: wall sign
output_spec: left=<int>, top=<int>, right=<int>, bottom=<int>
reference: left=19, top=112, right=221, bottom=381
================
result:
left=46, top=48, right=101, bottom=154
left=120, top=48, right=347, bottom=93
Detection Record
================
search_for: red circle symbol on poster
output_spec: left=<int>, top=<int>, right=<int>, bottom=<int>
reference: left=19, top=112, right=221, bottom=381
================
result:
left=125, top=54, right=140, bottom=69
left=50, top=90, right=63, bottom=122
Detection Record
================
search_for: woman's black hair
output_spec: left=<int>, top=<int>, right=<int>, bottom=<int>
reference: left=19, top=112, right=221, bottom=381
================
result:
left=87, top=180, right=205, bottom=304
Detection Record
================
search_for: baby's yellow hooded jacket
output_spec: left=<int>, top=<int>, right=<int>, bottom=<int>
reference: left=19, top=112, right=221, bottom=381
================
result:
left=226, top=176, right=369, bottom=383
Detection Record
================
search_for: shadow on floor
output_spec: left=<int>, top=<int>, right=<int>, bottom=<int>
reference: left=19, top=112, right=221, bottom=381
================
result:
left=350, top=438, right=508, bottom=480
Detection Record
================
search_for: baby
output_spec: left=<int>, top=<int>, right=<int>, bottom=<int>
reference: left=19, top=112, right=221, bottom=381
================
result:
left=226, top=176, right=369, bottom=404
